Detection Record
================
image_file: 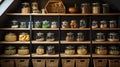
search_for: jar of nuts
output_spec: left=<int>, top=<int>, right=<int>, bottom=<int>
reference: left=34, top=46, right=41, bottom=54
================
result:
left=36, top=46, right=44, bottom=55
left=65, top=45, right=75, bottom=55
left=19, top=32, right=30, bottom=41
left=66, top=32, right=74, bottom=41
left=100, top=20, right=107, bottom=28
left=77, top=45, right=87, bottom=55
left=95, top=45, right=107, bottom=55
left=18, top=45, right=29, bottom=55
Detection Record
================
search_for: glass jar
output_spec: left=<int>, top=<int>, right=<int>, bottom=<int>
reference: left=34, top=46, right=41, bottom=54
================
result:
left=42, top=20, right=50, bottom=28
left=108, top=33, right=119, bottom=42
left=46, top=46, right=55, bottom=55
left=109, top=20, right=116, bottom=28
left=102, top=4, right=109, bottom=13
left=81, top=3, right=90, bottom=13
left=34, top=21, right=41, bottom=28
left=109, top=46, right=119, bottom=55
left=65, top=45, right=75, bottom=55
left=77, top=45, right=87, bottom=55
left=4, top=46, right=16, bottom=55
left=36, top=45, right=44, bottom=55
left=95, top=45, right=107, bottom=55
left=18, top=45, right=29, bottom=55
left=95, top=33, right=105, bottom=42
left=51, top=21, right=57, bottom=28
left=62, top=21, right=69, bottom=28
left=32, top=2, right=40, bottom=13
left=21, top=2, right=30, bottom=13
left=46, top=32, right=55, bottom=42
left=70, top=20, right=77, bottom=28
left=11, top=20, right=18, bottom=28
left=5, top=33, right=17, bottom=42
left=66, top=32, right=74, bottom=41
left=76, top=32, right=84, bottom=41
left=92, top=3, right=100, bottom=14
left=79, top=19, right=86, bottom=28
left=92, top=20, right=98, bottom=28
left=100, top=20, right=107, bottom=28
left=36, top=32, right=44, bottom=41
left=19, top=32, right=30, bottom=41
left=20, top=22, right=27, bottom=28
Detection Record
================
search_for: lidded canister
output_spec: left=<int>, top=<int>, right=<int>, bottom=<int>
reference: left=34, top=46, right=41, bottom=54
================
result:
left=36, top=32, right=44, bottom=41
left=21, top=2, right=30, bottom=13
left=92, top=3, right=100, bottom=14
left=5, top=33, right=17, bottom=42
left=46, top=46, right=55, bottom=55
left=77, top=45, right=87, bottom=55
left=65, top=45, right=75, bottom=55
left=108, top=33, right=119, bottom=42
left=81, top=3, right=90, bottom=13
left=95, top=45, right=107, bottom=55
left=66, top=32, right=74, bottom=41
left=62, top=21, right=69, bottom=28
left=95, top=32, right=105, bottom=42
left=36, top=45, right=44, bottom=55
left=34, top=21, right=41, bottom=28
left=20, top=22, right=27, bottom=28
left=92, top=20, right=98, bottom=28
left=109, top=46, right=119, bottom=55
left=4, top=46, right=16, bottom=55
left=109, top=20, right=116, bottom=28
left=102, top=4, right=109, bottom=13
left=70, top=20, right=77, bottom=28
left=79, top=19, right=86, bottom=28
left=46, top=32, right=55, bottom=42
left=100, top=20, right=107, bottom=28
left=11, top=20, right=18, bottom=28
left=76, top=32, right=84, bottom=41
left=51, top=21, right=57, bottom=28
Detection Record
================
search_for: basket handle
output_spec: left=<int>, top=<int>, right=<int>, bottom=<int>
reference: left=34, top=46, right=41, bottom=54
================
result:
left=50, top=60, right=54, bottom=62
left=37, top=60, right=41, bottom=62
left=4, top=60, right=9, bottom=62
left=79, top=60, right=85, bottom=62
left=98, top=60, right=103, bottom=62
left=20, top=60, right=25, bottom=62
left=66, top=60, right=70, bottom=62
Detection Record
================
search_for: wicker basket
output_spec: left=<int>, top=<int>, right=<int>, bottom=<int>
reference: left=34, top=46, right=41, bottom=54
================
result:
left=62, top=59, right=75, bottom=67
left=46, top=59, right=58, bottom=67
left=109, top=59, right=120, bottom=67
left=94, top=59, right=107, bottom=67
left=32, top=59, right=45, bottom=67
left=76, top=59, right=89, bottom=67
left=0, top=59, right=14, bottom=67
left=15, top=59, right=29, bottom=67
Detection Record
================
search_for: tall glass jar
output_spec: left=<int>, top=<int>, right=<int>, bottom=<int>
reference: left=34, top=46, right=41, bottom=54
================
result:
left=108, top=33, right=119, bottom=42
left=36, top=45, right=44, bottom=55
left=100, top=20, right=107, bottom=28
left=95, top=45, right=107, bottom=55
left=5, top=33, right=17, bottom=42
left=62, top=21, right=68, bottom=28
left=20, top=22, right=27, bottom=28
left=70, top=20, right=77, bottom=28
left=18, top=45, right=29, bottom=55
left=109, top=20, right=116, bottom=28
left=34, top=21, right=41, bottom=28
left=109, top=46, right=119, bottom=55
left=11, top=20, right=18, bottom=28
left=51, top=21, right=57, bottom=28
left=79, top=19, right=86, bottom=28
left=92, top=3, right=100, bottom=14
left=81, top=3, right=90, bottom=13
left=21, top=2, right=30, bottom=13
left=95, top=32, right=105, bottom=42
left=65, top=45, right=75, bottom=55
left=42, top=20, right=50, bottom=28
left=92, top=20, right=98, bottom=28
left=36, top=32, right=44, bottom=41
left=76, top=32, right=84, bottom=41
left=46, top=46, right=55, bottom=55
left=77, top=45, right=87, bottom=55
left=102, top=4, right=109, bottom=13
left=46, top=32, right=55, bottom=42
left=32, top=2, right=40, bottom=13
left=66, top=32, right=74, bottom=41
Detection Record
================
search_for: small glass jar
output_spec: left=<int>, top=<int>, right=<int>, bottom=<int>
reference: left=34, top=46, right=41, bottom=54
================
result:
left=46, top=46, right=55, bottom=55
left=100, top=20, right=107, bottom=28
left=109, top=46, right=119, bottom=55
left=65, top=45, right=75, bottom=55
left=70, top=20, right=77, bottom=28
left=11, top=20, right=18, bottom=28
left=62, top=21, right=68, bottom=28
left=108, top=33, right=119, bottom=42
left=32, top=2, right=40, bottom=13
left=95, top=45, right=107, bottom=55
left=51, top=21, right=57, bottom=28
left=102, top=4, right=109, bottom=13
left=19, top=32, right=30, bottom=41
left=95, top=33, right=105, bottom=42
left=21, top=2, right=30, bottom=13
left=5, top=33, right=17, bottom=42
left=81, top=3, right=90, bottom=13
left=4, top=46, right=16, bottom=55
left=77, top=45, right=87, bottom=55
left=34, top=21, right=41, bottom=28
left=79, top=19, right=86, bottom=28
left=36, top=32, right=44, bottom=42
left=66, top=32, right=74, bottom=41
left=92, top=20, right=98, bottom=28
left=20, top=22, right=27, bottom=28
left=36, top=46, right=44, bottom=55
left=42, top=20, right=50, bottom=28
left=109, top=20, right=116, bottom=28
left=46, top=32, right=55, bottom=42
left=18, top=45, right=29, bottom=55
left=92, top=3, right=100, bottom=14
left=76, top=32, right=84, bottom=41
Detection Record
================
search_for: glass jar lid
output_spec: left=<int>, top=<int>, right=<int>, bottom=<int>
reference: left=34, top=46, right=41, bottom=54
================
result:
left=67, top=32, right=73, bottom=35
left=78, top=45, right=87, bottom=49
left=37, top=32, right=44, bottom=36
left=92, top=3, right=99, bottom=5
left=5, top=46, right=15, bottom=50
left=109, top=20, right=116, bottom=23
left=109, top=46, right=119, bottom=50
left=47, top=32, right=54, bottom=37
left=77, top=32, right=83, bottom=35
left=109, top=33, right=117, bottom=36
left=81, top=3, right=89, bottom=6
left=96, top=32, right=104, bottom=35
left=7, top=32, right=16, bottom=36
left=47, top=46, right=55, bottom=49
left=19, top=45, right=28, bottom=49
left=96, top=45, right=106, bottom=49
left=20, top=32, right=28, bottom=35
left=100, top=20, right=106, bottom=23
left=37, top=45, right=44, bottom=49
left=102, top=4, right=109, bottom=6
left=66, top=45, right=74, bottom=49
left=22, top=2, right=29, bottom=6
left=71, top=20, right=76, bottom=22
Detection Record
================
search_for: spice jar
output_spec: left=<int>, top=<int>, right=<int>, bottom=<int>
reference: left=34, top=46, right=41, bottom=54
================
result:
left=100, top=20, right=107, bottom=28
left=4, top=46, right=16, bottom=55
left=77, top=45, right=87, bottom=55
left=32, top=2, right=40, bottom=13
left=51, top=21, right=57, bottom=28
left=108, top=33, right=119, bottom=42
left=95, top=33, right=105, bottom=42
left=46, top=46, right=55, bottom=55
left=34, top=21, right=41, bottom=28
left=95, top=45, right=107, bottom=55
left=42, top=20, right=50, bottom=28
left=65, top=45, right=75, bottom=55
left=66, top=32, right=74, bottom=41
left=92, top=3, right=100, bottom=14
left=46, top=32, right=55, bottom=42
left=19, top=32, right=30, bottom=41
left=36, top=46, right=44, bottom=55
left=18, top=45, right=29, bottom=55
left=36, top=32, right=44, bottom=41
left=76, top=32, right=84, bottom=41
left=20, top=22, right=27, bottom=28
left=109, top=46, right=119, bottom=55
left=92, top=20, right=98, bottom=28
left=11, top=20, right=18, bottom=28
left=109, top=20, right=116, bottom=28
left=70, top=20, right=77, bottom=28
left=81, top=3, right=90, bottom=13
left=102, top=4, right=109, bottom=13
left=21, top=2, right=30, bottom=13
left=5, top=33, right=17, bottom=42
left=79, top=19, right=86, bottom=28
left=62, top=21, right=68, bottom=28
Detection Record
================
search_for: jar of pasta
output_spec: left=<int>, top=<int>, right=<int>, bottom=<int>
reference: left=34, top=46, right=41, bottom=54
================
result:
left=19, top=32, right=30, bottom=41
left=95, top=45, right=107, bottom=55
left=4, top=46, right=16, bottom=55
left=5, top=33, right=17, bottom=42
left=77, top=45, right=87, bottom=55
left=21, top=2, right=30, bottom=13
left=36, top=46, right=44, bottom=55
left=65, top=45, right=75, bottom=55
left=92, top=3, right=100, bottom=14
left=18, top=45, right=29, bottom=55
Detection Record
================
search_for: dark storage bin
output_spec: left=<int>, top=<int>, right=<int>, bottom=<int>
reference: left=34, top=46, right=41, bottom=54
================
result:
left=109, top=59, right=120, bottom=67
left=94, top=59, right=107, bottom=67
left=0, top=59, right=14, bottom=67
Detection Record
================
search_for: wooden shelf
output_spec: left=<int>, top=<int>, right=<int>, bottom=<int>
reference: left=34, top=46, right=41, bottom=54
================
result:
left=61, top=41, right=90, bottom=44
left=61, top=28, right=90, bottom=30
left=0, top=41, right=30, bottom=44
left=32, top=41, right=59, bottom=44
left=92, top=41, right=120, bottom=44
left=0, top=28, right=30, bottom=30
left=0, top=54, right=30, bottom=58
left=32, top=28, right=59, bottom=30
left=61, top=54, right=90, bottom=57
left=32, top=54, right=59, bottom=57
left=92, top=28, right=120, bottom=30
left=92, top=54, right=120, bottom=58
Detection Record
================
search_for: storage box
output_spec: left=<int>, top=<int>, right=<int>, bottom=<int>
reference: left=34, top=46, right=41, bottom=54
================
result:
left=32, top=59, right=45, bottom=67
left=62, top=59, right=75, bottom=67
left=15, top=59, right=29, bottom=67
left=93, top=59, right=107, bottom=67
left=109, top=59, right=120, bottom=67
left=76, top=59, right=89, bottom=67
left=46, top=59, right=58, bottom=67
left=0, top=59, right=14, bottom=67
